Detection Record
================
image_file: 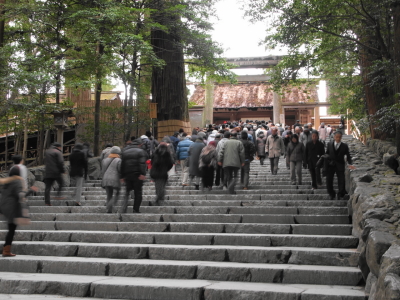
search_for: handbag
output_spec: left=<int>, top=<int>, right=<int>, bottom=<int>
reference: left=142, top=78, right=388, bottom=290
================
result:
left=168, top=165, right=176, bottom=176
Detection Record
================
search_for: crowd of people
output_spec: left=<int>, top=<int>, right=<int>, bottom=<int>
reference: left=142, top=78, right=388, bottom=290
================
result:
left=0, top=120, right=355, bottom=257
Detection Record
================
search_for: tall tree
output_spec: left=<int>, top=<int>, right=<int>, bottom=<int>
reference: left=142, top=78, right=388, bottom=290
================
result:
left=244, top=0, right=400, bottom=142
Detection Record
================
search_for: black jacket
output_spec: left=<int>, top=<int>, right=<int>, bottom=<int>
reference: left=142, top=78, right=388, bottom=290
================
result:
left=44, top=146, right=65, bottom=179
left=305, top=140, right=326, bottom=168
left=150, top=152, right=174, bottom=180
left=69, top=149, right=88, bottom=177
left=121, top=142, right=148, bottom=178
left=326, top=141, right=352, bottom=172
left=241, top=139, right=256, bottom=161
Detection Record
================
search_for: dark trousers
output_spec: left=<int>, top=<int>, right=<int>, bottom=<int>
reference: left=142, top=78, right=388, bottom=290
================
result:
left=259, top=156, right=265, bottom=165
left=5, top=223, right=17, bottom=246
left=215, top=165, right=223, bottom=186
left=44, top=177, right=63, bottom=204
left=202, top=166, right=215, bottom=188
left=123, top=177, right=143, bottom=213
left=240, top=161, right=250, bottom=188
left=327, top=167, right=346, bottom=197
left=309, top=165, right=322, bottom=189
left=224, top=167, right=239, bottom=194
left=154, top=178, right=168, bottom=201
left=270, top=157, right=280, bottom=175
left=105, top=186, right=120, bottom=213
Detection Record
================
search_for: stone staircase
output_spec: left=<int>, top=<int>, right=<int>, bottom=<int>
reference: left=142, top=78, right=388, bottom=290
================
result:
left=0, top=145, right=366, bottom=299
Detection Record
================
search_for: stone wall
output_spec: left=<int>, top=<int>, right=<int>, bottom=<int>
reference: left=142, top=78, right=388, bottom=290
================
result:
left=346, top=138, right=400, bottom=299
left=0, top=157, right=102, bottom=191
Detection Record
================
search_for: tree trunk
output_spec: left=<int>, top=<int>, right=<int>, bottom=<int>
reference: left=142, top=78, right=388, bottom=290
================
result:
left=22, top=116, right=28, bottom=160
left=393, top=2, right=400, bottom=154
left=93, top=42, right=104, bottom=156
left=0, top=0, right=5, bottom=48
left=150, top=0, right=189, bottom=122
left=5, top=116, right=8, bottom=170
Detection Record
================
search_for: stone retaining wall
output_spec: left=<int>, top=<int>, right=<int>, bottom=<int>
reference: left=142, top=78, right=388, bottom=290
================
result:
left=346, top=138, right=400, bottom=299
left=0, top=157, right=102, bottom=191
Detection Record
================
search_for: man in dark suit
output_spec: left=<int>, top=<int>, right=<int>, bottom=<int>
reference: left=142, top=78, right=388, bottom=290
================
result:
left=305, top=130, right=325, bottom=190
left=326, top=131, right=356, bottom=200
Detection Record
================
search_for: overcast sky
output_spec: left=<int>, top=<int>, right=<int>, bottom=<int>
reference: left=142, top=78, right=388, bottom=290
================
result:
left=212, top=0, right=277, bottom=75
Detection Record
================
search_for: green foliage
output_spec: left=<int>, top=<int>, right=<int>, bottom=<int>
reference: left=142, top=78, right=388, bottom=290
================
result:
left=243, top=0, right=400, bottom=125
left=369, top=103, right=400, bottom=136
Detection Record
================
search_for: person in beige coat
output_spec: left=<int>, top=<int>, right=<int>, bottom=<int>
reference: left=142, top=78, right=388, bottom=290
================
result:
left=265, top=127, right=285, bottom=175
left=318, top=123, right=328, bottom=144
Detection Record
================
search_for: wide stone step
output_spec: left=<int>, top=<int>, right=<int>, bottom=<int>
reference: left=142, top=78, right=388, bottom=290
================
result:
left=0, top=272, right=366, bottom=300
left=26, top=206, right=349, bottom=215
left=0, top=256, right=363, bottom=286
left=0, top=222, right=353, bottom=235
left=27, top=213, right=351, bottom=224
left=0, top=295, right=114, bottom=300
left=9, top=241, right=359, bottom=266
left=0, top=230, right=358, bottom=248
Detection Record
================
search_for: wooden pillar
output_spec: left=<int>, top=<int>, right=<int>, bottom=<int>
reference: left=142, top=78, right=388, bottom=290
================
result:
left=314, top=107, right=320, bottom=130
left=202, top=76, right=214, bottom=126
left=273, top=91, right=282, bottom=125
left=57, top=128, right=64, bottom=147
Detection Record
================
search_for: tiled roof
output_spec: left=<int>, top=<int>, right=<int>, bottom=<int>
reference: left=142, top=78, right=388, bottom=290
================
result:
left=190, top=83, right=318, bottom=108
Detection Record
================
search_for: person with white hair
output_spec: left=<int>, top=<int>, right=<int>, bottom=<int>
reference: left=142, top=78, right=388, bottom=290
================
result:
left=265, top=127, right=285, bottom=175
left=207, top=130, right=218, bottom=145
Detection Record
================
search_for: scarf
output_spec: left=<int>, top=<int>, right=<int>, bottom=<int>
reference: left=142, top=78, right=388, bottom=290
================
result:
left=202, top=144, right=216, bottom=156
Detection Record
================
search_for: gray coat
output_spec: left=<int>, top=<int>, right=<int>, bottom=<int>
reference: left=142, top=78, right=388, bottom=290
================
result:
left=300, top=132, right=312, bottom=147
left=256, top=136, right=267, bottom=157
left=0, top=177, right=33, bottom=224
left=101, top=157, right=121, bottom=189
left=218, top=138, right=245, bottom=168
left=266, top=135, right=285, bottom=158
left=188, top=141, right=206, bottom=177
left=287, top=142, right=305, bottom=163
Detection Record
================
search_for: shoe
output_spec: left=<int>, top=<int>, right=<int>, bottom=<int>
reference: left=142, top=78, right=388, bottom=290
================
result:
left=2, top=245, right=16, bottom=257
left=45, top=203, right=52, bottom=206
left=75, top=202, right=81, bottom=206
left=329, top=194, right=336, bottom=200
left=182, top=184, right=189, bottom=186
left=243, top=187, right=248, bottom=190
left=133, top=210, right=141, bottom=213
left=291, top=182, right=296, bottom=185
left=195, top=185, right=200, bottom=190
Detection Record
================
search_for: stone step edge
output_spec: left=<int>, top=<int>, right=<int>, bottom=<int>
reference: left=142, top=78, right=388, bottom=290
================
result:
left=0, top=272, right=367, bottom=299
left=11, top=241, right=360, bottom=252
left=0, top=229, right=357, bottom=239
left=0, top=256, right=363, bottom=286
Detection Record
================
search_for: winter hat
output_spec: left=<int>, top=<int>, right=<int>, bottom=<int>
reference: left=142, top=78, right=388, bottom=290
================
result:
left=110, top=146, right=121, bottom=154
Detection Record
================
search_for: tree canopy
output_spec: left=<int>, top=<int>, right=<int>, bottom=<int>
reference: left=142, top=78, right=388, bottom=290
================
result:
left=243, top=0, right=400, bottom=151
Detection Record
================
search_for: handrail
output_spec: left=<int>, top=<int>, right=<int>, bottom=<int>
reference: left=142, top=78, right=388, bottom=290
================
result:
left=350, top=120, right=367, bottom=144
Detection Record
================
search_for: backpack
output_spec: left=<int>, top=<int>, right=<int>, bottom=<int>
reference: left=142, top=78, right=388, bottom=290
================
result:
left=201, top=152, right=213, bottom=165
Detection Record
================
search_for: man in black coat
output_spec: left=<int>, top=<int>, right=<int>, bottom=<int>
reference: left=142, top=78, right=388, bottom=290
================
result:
left=120, top=138, right=148, bottom=213
left=326, top=131, right=356, bottom=200
left=44, top=143, right=65, bottom=206
left=305, top=130, right=325, bottom=190
left=240, top=131, right=256, bottom=190
left=69, top=144, right=88, bottom=206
